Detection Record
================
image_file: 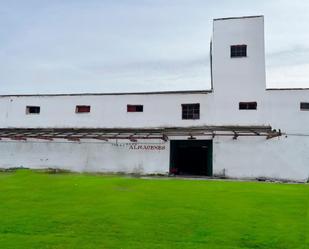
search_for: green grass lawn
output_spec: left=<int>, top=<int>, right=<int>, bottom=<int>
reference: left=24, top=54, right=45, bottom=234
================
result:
left=0, top=170, right=308, bottom=249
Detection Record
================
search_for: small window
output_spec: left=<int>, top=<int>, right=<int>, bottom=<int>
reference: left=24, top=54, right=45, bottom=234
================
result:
left=239, top=102, right=257, bottom=110
left=231, top=45, right=247, bottom=58
left=182, top=104, right=200, bottom=120
left=300, top=102, right=309, bottom=111
left=26, top=106, right=40, bottom=114
left=76, top=105, right=91, bottom=113
left=127, top=105, right=143, bottom=112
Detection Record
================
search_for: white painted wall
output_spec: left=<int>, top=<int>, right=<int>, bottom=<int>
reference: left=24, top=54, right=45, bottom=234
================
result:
left=0, top=93, right=213, bottom=128
left=213, top=136, right=309, bottom=182
left=0, top=139, right=169, bottom=174
left=0, top=16, right=309, bottom=181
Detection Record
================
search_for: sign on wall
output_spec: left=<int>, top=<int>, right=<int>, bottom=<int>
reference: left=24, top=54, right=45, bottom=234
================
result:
left=110, top=142, right=166, bottom=151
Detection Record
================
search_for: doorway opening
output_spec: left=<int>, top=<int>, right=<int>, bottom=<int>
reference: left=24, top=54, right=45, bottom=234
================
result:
left=170, top=140, right=212, bottom=176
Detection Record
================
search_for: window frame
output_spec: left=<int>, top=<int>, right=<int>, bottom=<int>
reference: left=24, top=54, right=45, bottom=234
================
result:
left=26, top=106, right=40, bottom=115
left=239, top=102, right=257, bottom=110
left=181, top=103, right=200, bottom=120
left=75, top=105, right=91, bottom=114
left=231, top=45, right=247, bottom=58
left=300, top=102, right=309, bottom=111
left=127, top=105, right=143, bottom=113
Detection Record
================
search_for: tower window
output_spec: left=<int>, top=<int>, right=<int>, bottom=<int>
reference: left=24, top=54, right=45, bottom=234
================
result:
left=231, top=45, right=247, bottom=58
left=127, top=105, right=143, bottom=112
left=239, top=102, right=257, bottom=110
left=26, top=106, right=40, bottom=114
left=76, top=105, right=91, bottom=113
left=182, top=104, right=200, bottom=120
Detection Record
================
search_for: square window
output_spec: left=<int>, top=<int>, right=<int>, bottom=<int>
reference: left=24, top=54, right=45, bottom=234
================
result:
left=231, top=45, right=247, bottom=58
left=76, top=105, right=91, bottom=113
left=26, top=106, right=40, bottom=114
left=182, top=104, right=200, bottom=120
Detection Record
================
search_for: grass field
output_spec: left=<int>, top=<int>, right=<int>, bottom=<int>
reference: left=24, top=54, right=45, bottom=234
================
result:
left=0, top=170, right=308, bottom=249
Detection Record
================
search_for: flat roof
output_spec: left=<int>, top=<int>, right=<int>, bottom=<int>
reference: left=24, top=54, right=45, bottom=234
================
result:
left=214, top=15, right=264, bottom=21
left=0, top=90, right=211, bottom=98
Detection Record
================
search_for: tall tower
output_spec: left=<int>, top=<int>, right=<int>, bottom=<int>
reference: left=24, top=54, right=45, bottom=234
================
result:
left=211, top=16, right=266, bottom=100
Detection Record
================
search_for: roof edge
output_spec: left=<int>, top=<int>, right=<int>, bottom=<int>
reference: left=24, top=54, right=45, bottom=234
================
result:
left=0, top=90, right=212, bottom=98
left=0, top=125, right=273, bottom=132
left=214, top=15, right=264, bottom=21
left=266, top=88, right=309, bottom=91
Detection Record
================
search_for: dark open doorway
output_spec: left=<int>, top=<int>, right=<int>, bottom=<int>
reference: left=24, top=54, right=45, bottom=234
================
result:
left=170, top=140, right=212, bottom=176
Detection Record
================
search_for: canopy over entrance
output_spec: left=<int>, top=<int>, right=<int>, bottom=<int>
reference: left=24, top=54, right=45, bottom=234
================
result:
left=0, top=126, right=282, bottom=142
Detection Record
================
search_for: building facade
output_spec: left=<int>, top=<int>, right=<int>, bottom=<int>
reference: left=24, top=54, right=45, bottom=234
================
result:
left=1, top=16, right=309, bottom=181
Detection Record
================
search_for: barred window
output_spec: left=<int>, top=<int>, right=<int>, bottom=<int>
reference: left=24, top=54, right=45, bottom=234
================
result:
left=182, top=104, right=200, bottom=120
left=231, top=45, right=247, bottom=58
left=239, top=102, right=257, bottom=110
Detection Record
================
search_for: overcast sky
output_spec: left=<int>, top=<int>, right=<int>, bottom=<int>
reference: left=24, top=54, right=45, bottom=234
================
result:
left=1, top=0, right=309, bottom=94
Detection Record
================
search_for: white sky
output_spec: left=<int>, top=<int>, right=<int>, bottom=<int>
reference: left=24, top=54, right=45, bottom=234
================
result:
left=0, top=0, right=309, bottom=94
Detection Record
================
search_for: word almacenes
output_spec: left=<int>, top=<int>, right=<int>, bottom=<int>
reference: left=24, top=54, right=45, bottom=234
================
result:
left=129, top=144, right=166, bottom=150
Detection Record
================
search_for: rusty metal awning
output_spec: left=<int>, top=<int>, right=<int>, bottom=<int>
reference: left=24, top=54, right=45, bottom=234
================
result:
left=0, top=126, right=282, bottom=142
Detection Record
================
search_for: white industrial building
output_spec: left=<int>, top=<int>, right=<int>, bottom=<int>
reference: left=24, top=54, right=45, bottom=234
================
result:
left=1, top=15, right=309, bottom=181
